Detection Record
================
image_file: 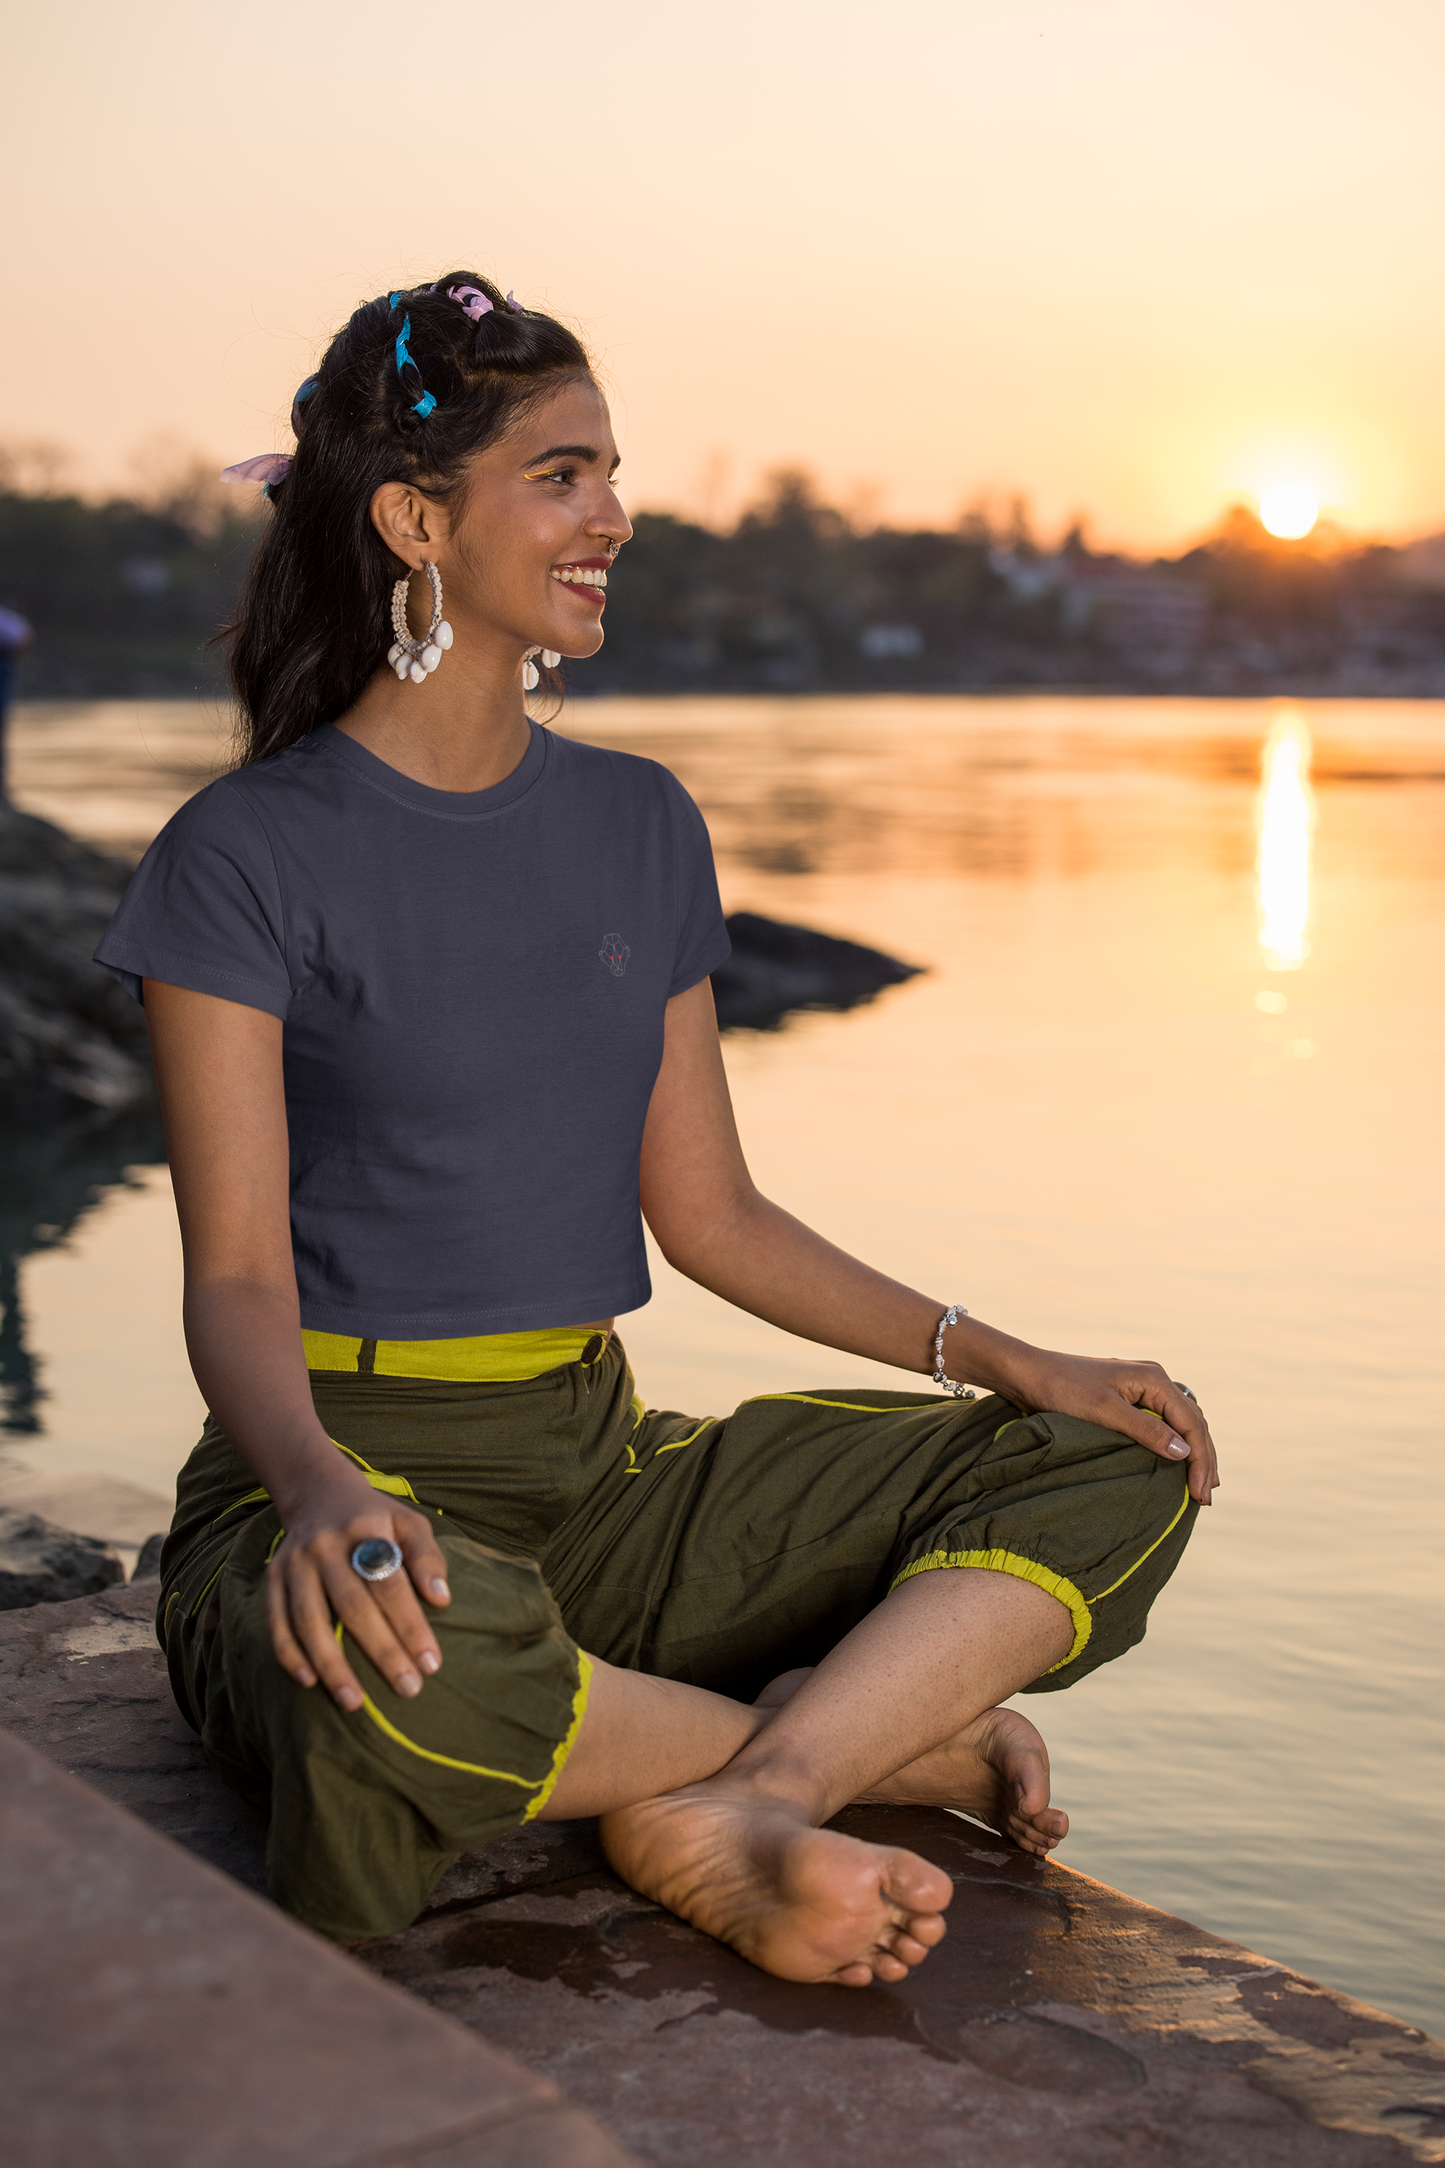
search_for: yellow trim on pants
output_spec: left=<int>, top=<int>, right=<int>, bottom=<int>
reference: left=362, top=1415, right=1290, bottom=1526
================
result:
left=336, top=1625, right=594, bottom=1806
left=213, top=1440, right=426, bottom=1527
left=301, top=1328, right=602, bottom=1382
left=891, top=1548, right=1094, bottom=1672
left=890, top=1479, right=1192, bottom=1676
left=523, top=1652, right=594, bottom=1821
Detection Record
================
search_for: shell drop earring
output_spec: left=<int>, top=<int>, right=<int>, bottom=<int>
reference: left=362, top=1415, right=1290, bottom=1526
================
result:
left=388, top=563, right=452, bottom=684
left=523, top=647, right=562, bottom=692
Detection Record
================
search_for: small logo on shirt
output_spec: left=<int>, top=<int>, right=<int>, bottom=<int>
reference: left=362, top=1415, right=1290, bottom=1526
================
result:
left=599, top=933, right=631, bottom=978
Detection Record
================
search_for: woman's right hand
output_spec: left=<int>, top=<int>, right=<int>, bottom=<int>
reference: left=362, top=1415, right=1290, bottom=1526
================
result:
left=265, top=1466, right=452, bottom=1711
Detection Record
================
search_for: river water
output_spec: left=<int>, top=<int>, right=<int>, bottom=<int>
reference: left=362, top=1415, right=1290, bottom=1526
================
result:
left=7, top=693, right=1444, bottom=2034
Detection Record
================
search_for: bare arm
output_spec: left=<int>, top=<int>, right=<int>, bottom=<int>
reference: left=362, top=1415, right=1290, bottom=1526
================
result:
left=144, top=979, right=452, bottom=1707
left=639, top=980, right=1218, bottom=1503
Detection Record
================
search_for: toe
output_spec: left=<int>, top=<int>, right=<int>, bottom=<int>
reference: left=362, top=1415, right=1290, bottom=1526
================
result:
left=1007, top=1799, right=1068, bottom=1852
left=885, top=1849, right=953, bottom=1916
left=870, top=1951, right=910, bottom=1983
left=885, top=1930, right=932, bottom=1966
left=834, top=1960, right=874, bottom=1988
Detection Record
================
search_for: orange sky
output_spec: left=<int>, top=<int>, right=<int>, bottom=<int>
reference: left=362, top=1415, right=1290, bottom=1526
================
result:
left=6, top=0, right=1445, bottom=548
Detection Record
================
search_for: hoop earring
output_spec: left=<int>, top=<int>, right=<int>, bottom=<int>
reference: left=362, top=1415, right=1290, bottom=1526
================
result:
left=522, top=647, right=561, bottom=692
left=388, top=563, right=452, bottom=684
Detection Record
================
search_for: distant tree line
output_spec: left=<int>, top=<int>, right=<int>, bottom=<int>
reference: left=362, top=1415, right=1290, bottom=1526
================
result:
left=3, top=456, right=1444, bottom=700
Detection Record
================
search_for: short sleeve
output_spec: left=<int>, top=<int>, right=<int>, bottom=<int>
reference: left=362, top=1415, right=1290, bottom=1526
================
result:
left=664, top=774, right=731, bottom=997
left=93, top=778, right=293, bottom=1017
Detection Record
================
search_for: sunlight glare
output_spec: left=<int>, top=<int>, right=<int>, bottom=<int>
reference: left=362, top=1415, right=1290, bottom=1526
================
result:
left=1257, top=708, right=1314, bottom=971
left=1259, top=484, right=1320, bottom=540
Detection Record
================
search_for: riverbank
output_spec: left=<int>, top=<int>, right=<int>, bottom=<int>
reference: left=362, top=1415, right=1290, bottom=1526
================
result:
left=5, top=1579, right=1443, bottom=2166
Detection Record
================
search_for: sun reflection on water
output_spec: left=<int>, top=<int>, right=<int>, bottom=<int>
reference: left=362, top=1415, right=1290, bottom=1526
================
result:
left=1257, top=706, right=1314, bottom=970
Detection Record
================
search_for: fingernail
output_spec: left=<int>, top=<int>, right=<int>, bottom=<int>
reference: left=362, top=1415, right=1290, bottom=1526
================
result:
left=296, top=1666, right=316, bottom=1687
left=1167, top=1437, right=1190, bottom=1457
left=430, top=1578, right=451, bottom=1601
left=396, top=1671, right=421, bottom=1698
left=337, top=1687, right=362, bottom=1712
left=419, top=1650, right=440, bottom=1674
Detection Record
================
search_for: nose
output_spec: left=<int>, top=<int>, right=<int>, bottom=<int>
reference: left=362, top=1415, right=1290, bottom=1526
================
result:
left=591, top=482, right=632, bottom=550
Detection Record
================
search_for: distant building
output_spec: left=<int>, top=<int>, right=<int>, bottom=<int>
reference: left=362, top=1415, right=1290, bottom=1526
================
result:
left=987, top=548, right=1068, bottom=603
left=860, top=623, right=923, bottom=659
left=121, top=557, right=171, bottom=598
left=1063, top=561, right=1210, bottom=667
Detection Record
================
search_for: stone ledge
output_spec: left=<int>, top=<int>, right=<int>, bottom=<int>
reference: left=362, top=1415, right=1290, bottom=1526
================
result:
left=0, top=1723, right=634, bottom=2168
left=4, top=1584, right=1444, bottom=2166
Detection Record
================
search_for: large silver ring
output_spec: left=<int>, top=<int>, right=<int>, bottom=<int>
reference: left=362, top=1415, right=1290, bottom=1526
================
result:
left=1172, top=1381, right=1197, bottom=1403
left=351, top=1537, right=403, bottom=1583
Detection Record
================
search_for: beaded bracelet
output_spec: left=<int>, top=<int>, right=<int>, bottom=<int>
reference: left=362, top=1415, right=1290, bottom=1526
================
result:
left=932, top=1304, right=977, bottom=1399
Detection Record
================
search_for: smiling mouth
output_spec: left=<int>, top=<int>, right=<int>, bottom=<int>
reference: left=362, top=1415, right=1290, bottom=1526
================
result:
left=552, top=562, right=609, bottom=598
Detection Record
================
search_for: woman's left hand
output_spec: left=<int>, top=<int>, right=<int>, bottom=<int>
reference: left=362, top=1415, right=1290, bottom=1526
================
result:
left=994, top=1345, right=1220, bottom=1505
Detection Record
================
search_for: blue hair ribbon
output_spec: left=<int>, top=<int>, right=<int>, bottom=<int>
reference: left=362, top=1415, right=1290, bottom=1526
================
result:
left=391, top=307, right=439, bottom=419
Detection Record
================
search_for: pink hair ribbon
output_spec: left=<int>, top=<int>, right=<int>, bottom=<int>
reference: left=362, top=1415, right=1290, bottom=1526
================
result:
left=447, top=285, right=494, bottom=322
left=220, top=453, right=293, bottom=487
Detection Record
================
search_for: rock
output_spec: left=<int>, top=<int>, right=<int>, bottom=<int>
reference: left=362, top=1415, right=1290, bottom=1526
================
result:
left=0, top=1582, right=268, bottom=1889
left=0, top=1471, right=176, bottom=1546
left=714, top=910, right=923, bottom=1032
left=0, top=1508, right=125, bottom=1609
left=1, top=1724, right=631, bottom=2168
left=0, top=803, right=153, bottom=1124
left=4, top=1585, right=1444, bottom=2165
left=131, top=1532, right=166, bottom=1581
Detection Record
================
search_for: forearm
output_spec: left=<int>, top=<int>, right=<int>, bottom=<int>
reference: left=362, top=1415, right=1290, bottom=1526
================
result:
left=663, top=1188, right=1218, bottom=1499
left=183, top=1277, right=354, bottom=1519
left=660, top=1189, right=1035, bottom=1396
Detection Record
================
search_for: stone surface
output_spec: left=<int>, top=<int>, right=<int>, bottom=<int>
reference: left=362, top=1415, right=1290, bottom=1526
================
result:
left=0, top=1724, right=634, bottom=2168
left=0, top=1471, right=176, bottom=1580
left=131, top=1528, right=166, bottom=1579
left=0, top=1503, right=125, bottom=1608
left=0, top=802, right=154, bottom=1122
left=5, top=1583, right=1445, bottom=2166
left=0, top=1580, right=271, bottom=1890
left=712, top=910, right=923, bottom=1031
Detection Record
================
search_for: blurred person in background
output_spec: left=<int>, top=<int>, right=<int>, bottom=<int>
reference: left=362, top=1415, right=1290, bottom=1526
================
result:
left=0, top=604, right=32, bottom=802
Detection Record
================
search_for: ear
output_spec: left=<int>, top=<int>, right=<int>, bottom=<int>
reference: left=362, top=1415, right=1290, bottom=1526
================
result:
left=370, top=481, right=449, bottom=567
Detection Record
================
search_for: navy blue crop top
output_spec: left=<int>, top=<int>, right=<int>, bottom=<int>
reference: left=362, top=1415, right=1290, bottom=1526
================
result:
left=96, top=723, right=731, bottom=1338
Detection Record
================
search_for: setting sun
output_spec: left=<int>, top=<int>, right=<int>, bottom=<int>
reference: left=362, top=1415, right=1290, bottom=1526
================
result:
left=1259, top=484, right=1320, bottom=540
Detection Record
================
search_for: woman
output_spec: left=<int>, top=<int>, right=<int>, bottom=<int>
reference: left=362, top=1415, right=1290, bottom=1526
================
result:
left=97, top=273, right=1217, bottom=1989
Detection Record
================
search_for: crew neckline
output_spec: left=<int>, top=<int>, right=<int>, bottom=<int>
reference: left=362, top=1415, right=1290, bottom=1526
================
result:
left=309, top=719, right=549, bottom=820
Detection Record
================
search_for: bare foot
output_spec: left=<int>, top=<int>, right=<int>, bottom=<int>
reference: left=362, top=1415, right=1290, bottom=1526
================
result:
left=600, top=1782, right=953, bottom=1987
left=756, top=1669, right=1068, bottom=1860
left=862, top=1705, right=1068, bottom=1857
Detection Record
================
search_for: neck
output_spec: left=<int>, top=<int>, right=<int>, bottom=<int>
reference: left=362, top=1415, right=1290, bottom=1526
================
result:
left=336, top=627, right=535, bottom=794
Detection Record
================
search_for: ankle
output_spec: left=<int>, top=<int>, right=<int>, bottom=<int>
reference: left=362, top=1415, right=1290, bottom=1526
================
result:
left=711, top=1744, right=835, bottom=1822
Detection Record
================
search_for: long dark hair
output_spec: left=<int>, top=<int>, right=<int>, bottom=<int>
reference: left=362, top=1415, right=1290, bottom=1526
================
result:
left=227, top=274, right=591, bottom=765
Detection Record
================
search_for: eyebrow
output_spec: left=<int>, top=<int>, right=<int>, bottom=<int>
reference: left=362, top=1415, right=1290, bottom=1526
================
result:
left=525, top=442, right=621, bottom=473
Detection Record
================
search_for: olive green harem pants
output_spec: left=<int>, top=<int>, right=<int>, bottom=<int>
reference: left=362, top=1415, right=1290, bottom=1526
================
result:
left=157, top=1336, right=1197, bottom=1941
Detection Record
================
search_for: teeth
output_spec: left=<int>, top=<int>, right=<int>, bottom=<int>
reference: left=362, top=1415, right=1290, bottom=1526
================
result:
left=550, top=568, right=608, bottom=587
